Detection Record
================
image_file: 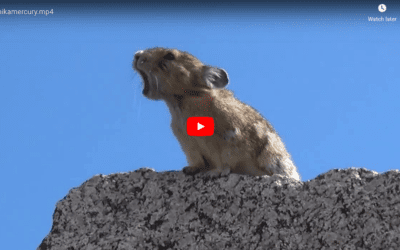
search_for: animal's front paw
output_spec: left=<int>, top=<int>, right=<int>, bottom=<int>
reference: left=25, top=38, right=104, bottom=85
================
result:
left=182, top=166, right=202, bottom=176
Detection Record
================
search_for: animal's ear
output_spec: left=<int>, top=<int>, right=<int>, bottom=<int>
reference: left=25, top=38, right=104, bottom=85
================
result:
left=202, top=66, right=229, bottom=89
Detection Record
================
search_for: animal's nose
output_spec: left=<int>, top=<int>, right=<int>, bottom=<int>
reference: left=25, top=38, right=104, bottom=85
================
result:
left=134, top=50, right=144, bottom=62
left=135, top=51, right=149, bottom=67
left=134, top=50, right=148, bottom=69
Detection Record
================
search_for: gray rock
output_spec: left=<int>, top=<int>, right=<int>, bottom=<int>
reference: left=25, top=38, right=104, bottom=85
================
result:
left=38, top=167, right=400, bottom=250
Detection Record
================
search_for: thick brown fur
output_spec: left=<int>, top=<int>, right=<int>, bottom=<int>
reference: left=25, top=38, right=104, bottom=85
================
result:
left=133, top=47, right=300, bottom=181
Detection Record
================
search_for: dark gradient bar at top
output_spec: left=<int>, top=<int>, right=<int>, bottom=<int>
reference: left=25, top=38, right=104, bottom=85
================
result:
left=1, top=0, right=400, bottom=14
left=1, top=0, right=398, bottom=44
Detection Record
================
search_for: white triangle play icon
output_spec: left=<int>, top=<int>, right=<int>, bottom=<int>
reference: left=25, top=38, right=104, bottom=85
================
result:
left=197, top=122, right=205, bottom=130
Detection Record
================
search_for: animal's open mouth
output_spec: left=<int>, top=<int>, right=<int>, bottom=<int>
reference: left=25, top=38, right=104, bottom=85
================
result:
left=138, top=69, right=150, bottom=95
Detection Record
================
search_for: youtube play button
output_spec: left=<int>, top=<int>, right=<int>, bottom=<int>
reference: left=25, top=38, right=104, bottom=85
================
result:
left=197, top=123, right=205, bottom=130
left=187, top=117, right=214, bottom=136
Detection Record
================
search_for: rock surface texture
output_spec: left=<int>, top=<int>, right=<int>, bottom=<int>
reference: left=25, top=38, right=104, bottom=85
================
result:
left=38, top=167, right=400, bottom=250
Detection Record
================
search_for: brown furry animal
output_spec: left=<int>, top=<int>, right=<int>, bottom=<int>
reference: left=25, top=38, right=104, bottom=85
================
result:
left=133, top=47, right=300, bottom=181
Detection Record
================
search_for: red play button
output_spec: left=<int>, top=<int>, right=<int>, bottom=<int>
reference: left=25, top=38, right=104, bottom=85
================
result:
left=187, top=117, right=214, bottom=136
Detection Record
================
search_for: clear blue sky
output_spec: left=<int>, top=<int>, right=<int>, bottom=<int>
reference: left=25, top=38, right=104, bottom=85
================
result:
left=0, top=2, right=399, bottom=249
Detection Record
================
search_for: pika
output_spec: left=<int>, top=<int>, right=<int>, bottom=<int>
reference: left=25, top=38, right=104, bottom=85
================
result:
left=133, top=47, right=300, bottom=181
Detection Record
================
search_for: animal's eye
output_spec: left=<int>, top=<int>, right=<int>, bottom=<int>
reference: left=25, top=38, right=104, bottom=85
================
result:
left=163, top=52, right=175, bottom=60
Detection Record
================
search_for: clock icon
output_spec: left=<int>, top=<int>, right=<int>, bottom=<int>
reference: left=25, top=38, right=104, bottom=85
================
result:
left=378, top=4, right=387, bottom=13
